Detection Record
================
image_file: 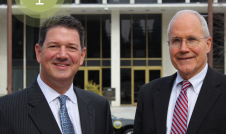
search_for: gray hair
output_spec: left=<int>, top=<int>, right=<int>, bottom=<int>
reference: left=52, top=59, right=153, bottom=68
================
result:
left=167, top=9, right=210, bottom=40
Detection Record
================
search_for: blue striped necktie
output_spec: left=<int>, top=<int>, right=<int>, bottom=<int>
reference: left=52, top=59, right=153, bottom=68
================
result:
left=171, top=80, right=191, bottom=134
left=58, top=95, right=75, bottom=134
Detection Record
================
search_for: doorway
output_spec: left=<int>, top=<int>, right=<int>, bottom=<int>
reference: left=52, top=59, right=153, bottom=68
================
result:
left=132, top=68, right=161, bottom=105
left=73, top=68, right=102, bottom=91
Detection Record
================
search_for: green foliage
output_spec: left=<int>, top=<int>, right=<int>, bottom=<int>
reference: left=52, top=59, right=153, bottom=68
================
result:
left=85, top=80, right=102, bottom=96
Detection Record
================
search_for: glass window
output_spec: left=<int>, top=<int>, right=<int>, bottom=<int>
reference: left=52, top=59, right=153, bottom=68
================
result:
left=120, top=14, right=131, bottom=58
left=26, top=16, right=40, bottom=87
left=121, top=60, right=131, bottom=66
left=12, top=15, right=24, bottom=59
left=80, top=0, right=102, bottom=4
left=12, top=15, right=24, bottom=93
left=87, top=60, right=101, bottom=66
left=149, top=70, right=160, bottom=82
left=26, top=68, right=39, bottom=87
left=87, top=15, right=100, bottom=58
left=72, top=14, right=111, bottom=61
left=148, top=60, right=162, bottom=66
left=74, top=70, right=84, bottom=89
left=72, top=15, right=86, bottom=30
left=121, top=68, right=131, bottom=104
left=120, top=14, right=162, bottom=59
left=108, top=0, right=130, bottom=4
left=134, top=70, right=145, bottom=103
left=0, top=0, right=7, bottom=4
left=0, top=0, right=15, bottom=4
left=72, top=15, right=86, bottom=50
left=162, top=0, right=185, bottom=3
left=102, top=15, right=111, bottom=58
left=57, top=0, right=75, bottom=4
left=148, top=14, right=162, bottom=58
left=102, top=60, right=111, bottom=66
left=218, top=0, right=226, bottom=2
left=102, top=69, right=111, bottom=88
left=88, top=70, right=99, bottom=84
left=12, top=68, right=23, bottom=93
left=190, top=0, right=207, bottom=2
left=135, top=0, right=157, bottom=3
left=133, top=60, right=146, bottom=66
left=64, top=0, right=75, bottom=3
left=26, top=16, right=39, bottom=60
left=133, top=14, right=146, bottom=58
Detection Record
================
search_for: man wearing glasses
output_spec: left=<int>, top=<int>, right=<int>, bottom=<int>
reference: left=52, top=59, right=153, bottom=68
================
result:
left=134, top=9, right=226, bottom=134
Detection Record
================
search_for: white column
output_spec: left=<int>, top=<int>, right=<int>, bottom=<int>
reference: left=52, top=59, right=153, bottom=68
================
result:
left=162, top=12, right=177, bottom=77
left=75, top=0, right=80, bottom=4
left=224, top=12, right=226, bottom=74
left=0, top=9, right=8, bottom=96
left=158, top=0, right=162, bottom=4
left=111, top=10, right=120, bottom=106
left=185, top=0, right=190, bottom=3
left=130, top=0, right=135, bottom=4
left=103, top=0, right=107, bottom=4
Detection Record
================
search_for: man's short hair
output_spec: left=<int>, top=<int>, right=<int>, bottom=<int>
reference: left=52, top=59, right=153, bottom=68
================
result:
left=38, top=15, right=85, bottom=50
left=167, top=9, right=210, bottom=40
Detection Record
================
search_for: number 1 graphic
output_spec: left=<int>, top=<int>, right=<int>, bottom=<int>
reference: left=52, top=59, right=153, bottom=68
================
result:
left=36, top=0, right=44, bottom=5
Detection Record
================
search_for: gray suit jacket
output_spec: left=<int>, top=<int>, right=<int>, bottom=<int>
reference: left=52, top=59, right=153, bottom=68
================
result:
left=134, top=66, right=226, bottom=134
left=0, top=80, right=114, bottom=134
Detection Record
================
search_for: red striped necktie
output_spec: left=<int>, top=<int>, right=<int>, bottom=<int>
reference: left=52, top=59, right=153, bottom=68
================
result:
left=171, top=80, right=191, bottom=134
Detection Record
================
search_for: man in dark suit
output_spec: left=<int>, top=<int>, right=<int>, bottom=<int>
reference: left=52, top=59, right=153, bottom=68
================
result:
left=0, top=15, right=114, bottom=134
left=134, top=9, right=226, bottom=134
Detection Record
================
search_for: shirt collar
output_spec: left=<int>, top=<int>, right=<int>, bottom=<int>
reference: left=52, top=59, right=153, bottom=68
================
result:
left=189, top=64, right=208, bottom=94
left=175, top=63, right=208, bottom=94
left=37, top=74, right=77, bottom=104
left=64, top=84, right=77, bottom=104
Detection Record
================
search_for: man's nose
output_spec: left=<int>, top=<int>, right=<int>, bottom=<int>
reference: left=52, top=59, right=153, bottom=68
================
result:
left=180, top=39, right=190, bottom=52
left=57, top=47, right=68, bottom=59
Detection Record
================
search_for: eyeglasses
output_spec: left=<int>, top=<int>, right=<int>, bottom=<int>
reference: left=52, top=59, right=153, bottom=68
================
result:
left=167, top=36, right=207, bottom=48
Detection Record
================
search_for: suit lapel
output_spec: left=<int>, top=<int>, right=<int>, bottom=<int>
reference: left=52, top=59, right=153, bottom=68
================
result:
left=74, top=87, right=95, bottom=134
left=153, top=73, right=177, bottom=134
left=186, top=67, right=221, bottom=134
left=28, top=81, right=61, bottom=134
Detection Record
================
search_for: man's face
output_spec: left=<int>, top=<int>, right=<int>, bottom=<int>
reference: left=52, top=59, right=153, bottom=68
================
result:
left=35, top=26, right=86, bottom=86
left=168, top=13, right=211, bottom=80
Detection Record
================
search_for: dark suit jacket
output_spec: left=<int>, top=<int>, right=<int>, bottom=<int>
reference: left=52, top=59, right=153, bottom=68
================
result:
left=134, top=66, right=226, bottom=134
left=0, top=80, right=114, bottom=134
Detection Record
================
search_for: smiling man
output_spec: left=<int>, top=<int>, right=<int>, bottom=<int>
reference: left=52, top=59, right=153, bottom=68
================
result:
left=134, top=10, right=226, bottom=134
left=0, top=15, right=114, bottom=134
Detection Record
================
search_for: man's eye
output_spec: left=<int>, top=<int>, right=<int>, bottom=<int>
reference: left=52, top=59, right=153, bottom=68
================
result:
left=68, top=47, right=77, bottom=51
left=187, top=37, right=198, bottom=41
left=49, top=45, right=57, bottom=49
left=172, top=39, right=181, bottom=43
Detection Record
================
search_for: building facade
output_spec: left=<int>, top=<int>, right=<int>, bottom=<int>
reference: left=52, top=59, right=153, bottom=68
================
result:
left=0, top=0, right=225, bottom=106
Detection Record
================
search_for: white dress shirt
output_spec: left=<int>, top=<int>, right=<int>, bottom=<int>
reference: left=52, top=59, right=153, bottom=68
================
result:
left=37, top=74, right=82, bottom=134
left=166, top=64, right=208, bottom=134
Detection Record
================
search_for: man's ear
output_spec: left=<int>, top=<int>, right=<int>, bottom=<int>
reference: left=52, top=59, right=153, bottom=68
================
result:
left=35, top=44, right=41, bottom=63
left=206, top=37, right=212, bottom=54
left=80, top=47, right=86, bottom=66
